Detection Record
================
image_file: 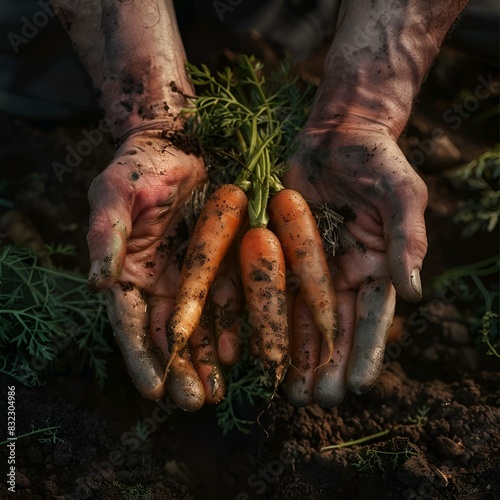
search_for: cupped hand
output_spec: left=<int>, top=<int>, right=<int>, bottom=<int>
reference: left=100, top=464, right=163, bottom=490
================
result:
left=283, top=127, right=428, bottom=408
left=86, top=130, right=236, bottom=409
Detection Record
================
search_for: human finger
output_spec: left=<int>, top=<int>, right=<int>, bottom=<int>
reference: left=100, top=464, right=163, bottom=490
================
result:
left=382, top=174, right=428, bottom=303
left=87, top=172, right=133, bottom=291
left=148, top=257, right=183, bottom=359
left=212, top=252, right=242, bottom=367
left=189, top=311, right=226, bottom=404
left=346, top=278, right=396, bottom=394
left=313, top=289, right=354, bottom=408
left=285, top=293, right=322, bottom=407
left=106, top=284, right=166, bottom=400
left=165, top=346, right=206, bottom=412
left=158, top=266, right=208, bottom=411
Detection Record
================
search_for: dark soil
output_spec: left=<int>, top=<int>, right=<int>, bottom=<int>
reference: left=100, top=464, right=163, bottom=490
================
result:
left=0, top=17, right=499, bottom=500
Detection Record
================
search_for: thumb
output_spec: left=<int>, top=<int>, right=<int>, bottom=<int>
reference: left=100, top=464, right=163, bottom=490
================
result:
left=87, top=170, right=133, bottom=291
left=383, top=178, right=428, bottom=303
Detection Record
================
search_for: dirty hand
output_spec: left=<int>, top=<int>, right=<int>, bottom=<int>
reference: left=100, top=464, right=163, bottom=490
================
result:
left=283, top=0, right=468, bottom=408
left=51, top=0, right=241, bottom=409
left=87, top=133, right=232, bottom=410
left=284, top=127, right=427, bottom=408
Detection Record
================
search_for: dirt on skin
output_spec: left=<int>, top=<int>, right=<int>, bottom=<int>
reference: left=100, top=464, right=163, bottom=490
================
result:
left=0, top=23, right=499, bottom=500
left=161, top=128, right=203, bottom=158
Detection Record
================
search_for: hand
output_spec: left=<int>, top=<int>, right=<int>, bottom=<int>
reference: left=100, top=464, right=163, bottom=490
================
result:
left=86, top=130, right=232, bottom=410
left=283, top=126, right=428, bottom=408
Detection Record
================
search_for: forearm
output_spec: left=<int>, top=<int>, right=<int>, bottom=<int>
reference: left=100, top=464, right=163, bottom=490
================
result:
left=51, top=0, right=192, bottom=139
left=307, top=0, right=469, bottom=138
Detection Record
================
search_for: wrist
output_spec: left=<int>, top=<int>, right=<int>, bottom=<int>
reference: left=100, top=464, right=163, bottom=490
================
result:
left=304, top=90, right=400, bottom=143
left=97, top=77, right=192, bottom=141
left=306, top=0, right=468, bottom=139
left=52, top=0, right=194, bottom=140
left=306, top=73, right=407, bottom=140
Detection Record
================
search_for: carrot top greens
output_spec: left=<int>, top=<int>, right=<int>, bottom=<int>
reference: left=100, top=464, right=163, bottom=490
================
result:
left=184, top=56, right=343, bottom=433
left=186, top=55, right=315, bottom=228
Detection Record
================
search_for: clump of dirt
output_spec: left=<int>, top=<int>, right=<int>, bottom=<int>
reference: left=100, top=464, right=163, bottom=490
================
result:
left=161, top=128, right=203, bottom=157
left=248, top=357, right=499, bottom=500
left=2, top=313, right=498, bottom=499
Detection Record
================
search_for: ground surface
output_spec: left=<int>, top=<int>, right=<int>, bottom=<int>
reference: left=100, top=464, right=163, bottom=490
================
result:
left=0, top=21, right=499, bottom=500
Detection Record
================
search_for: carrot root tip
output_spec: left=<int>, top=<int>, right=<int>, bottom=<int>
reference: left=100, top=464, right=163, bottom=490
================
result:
left=162, top=348, right=179, bottom=383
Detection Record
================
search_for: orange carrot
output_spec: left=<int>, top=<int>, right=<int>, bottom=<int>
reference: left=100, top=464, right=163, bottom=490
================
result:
left=240, top=227, right=289, bottom=388
left=268, top=189, right=337, bottom=360
left=166, top=184, right=248, bottom=369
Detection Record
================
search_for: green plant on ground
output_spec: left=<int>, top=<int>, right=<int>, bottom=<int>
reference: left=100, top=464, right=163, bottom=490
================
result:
left=0, top=243, right=111, bottom=387
left=215, top=350, right=274, bottom=436
left=321, top=422, right=420, bottom=473
left=321, top=429, right=391, bottom=451
left=322, top=431, right=420, bottom=473
left=133, top=420, right=153, bottom=442
left=404, top=405, right=430, bottom=426
left=427, top=147, right=500, bottom=357
left=0, top=420, right=63, bottom=447
left=321, top=405, right=431, bottom=453
left=447, top=145, right=500, bottom=236
left=116, top=482, right=153, bottom=500
left=430, top=255, right=499, bottom=357
left=352, top=444, right=418, bottom=472
left=479, top=311, right=499, bottom=359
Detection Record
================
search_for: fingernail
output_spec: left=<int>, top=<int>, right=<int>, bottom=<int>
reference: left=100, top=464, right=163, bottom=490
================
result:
left=411, top=268, right=422, bottom=298
left=87, top=260, right=101, bottom=292
left=209, top=370, right=221, bottom=398
left=88, top=259, right=101, bottom=279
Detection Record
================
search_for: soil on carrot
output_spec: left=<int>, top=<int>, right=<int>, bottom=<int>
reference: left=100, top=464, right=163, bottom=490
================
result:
left=0, top=27, right=499, bottom=500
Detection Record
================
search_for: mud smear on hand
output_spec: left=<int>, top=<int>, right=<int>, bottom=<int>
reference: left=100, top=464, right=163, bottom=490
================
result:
left=161, top=128, right=203, bottom=157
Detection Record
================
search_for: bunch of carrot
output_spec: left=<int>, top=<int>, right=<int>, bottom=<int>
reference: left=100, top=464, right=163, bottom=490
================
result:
left=165, top=56, right=339, bottom=390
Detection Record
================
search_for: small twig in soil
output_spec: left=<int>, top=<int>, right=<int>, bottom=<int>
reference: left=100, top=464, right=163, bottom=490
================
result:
left=320, top=429, right=390, bottom=451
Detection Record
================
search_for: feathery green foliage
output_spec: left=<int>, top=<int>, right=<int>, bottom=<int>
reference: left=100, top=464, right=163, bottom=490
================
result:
left=0, top=243, right=111, bottom=387
left=448, top=145, right=500, bottom=236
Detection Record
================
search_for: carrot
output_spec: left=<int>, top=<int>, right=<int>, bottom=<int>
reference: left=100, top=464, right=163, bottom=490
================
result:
left=166, top=184, right=248, bottom=370
left=240, top=227, right=289, bottom=388
left=268, top=189, right=337, bottom=361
